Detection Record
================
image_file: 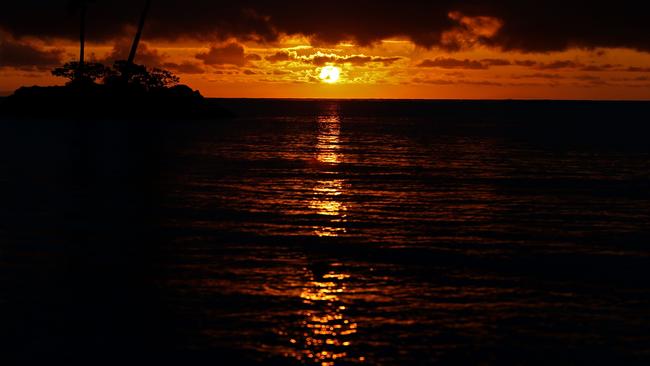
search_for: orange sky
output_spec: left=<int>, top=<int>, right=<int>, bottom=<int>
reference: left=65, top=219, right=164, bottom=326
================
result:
left=3, top=33, right=650, bottom=99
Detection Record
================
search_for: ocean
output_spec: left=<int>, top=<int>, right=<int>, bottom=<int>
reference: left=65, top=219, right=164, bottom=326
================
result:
left=1, top=99, right=649, bottom=365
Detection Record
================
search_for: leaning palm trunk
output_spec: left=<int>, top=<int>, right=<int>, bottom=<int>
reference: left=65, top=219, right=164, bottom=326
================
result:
left=127, top=0, right=152, bottom=66
left=77, top=2, right=87, bottom=81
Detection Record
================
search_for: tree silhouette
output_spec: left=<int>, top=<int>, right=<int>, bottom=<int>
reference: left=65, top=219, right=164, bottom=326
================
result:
left=52, top=62, right=108, bottom=83
left=50, top=0, right=188, bottom=99
left=106, top=61, right=179, bottom=91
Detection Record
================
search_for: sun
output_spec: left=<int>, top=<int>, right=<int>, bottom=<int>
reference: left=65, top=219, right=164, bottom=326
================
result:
left=319, top=66, right=341, bottom=83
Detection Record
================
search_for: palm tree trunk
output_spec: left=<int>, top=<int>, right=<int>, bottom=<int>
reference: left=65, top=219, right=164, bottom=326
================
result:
left=127, top=0, right=152, bottom=66
left=77, top=3, right=87, bottom=80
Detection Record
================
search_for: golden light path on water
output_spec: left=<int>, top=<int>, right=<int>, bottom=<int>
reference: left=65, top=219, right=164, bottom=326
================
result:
left=286, top=106, right=363, bottom=365
left=309, top=108, right=347, bottom=237
left=292, top=270, right=362, bottom=366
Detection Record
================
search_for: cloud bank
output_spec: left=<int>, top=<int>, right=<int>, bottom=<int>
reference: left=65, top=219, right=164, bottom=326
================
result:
left=1, top=1, right=648, bottom=52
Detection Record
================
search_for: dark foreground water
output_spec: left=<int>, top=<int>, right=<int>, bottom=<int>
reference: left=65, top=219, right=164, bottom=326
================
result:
left=1, top=100, right=649, bottom=365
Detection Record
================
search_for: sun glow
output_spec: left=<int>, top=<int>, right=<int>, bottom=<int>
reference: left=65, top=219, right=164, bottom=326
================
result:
left=319, top=66, right=341, bottom=83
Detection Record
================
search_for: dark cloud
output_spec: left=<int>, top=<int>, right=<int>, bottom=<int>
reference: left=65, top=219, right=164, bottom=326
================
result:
left=0, top=39, right=64, bottom=70
left=417, top=57, right=520, bottom=70
left=536, top=60, right=583, bottom=70
left=98, top=40, right=207, bottom=74
left=575, top=75, right=601, bottom=81
left=481, top=58, right=511, bottom=66
left=213, top=70, right=237, bottom=75
left=531, top=60, right=625, bottom=73
left=412, top=78, right=456, bottom=85
left=413, top=77, right=503, bottom=86
left=162, top=61, right=205, bottom=74
left=1, top=1, right=649, bottom=53
left=417, top=58, right=488, bottom=70
left=97, top=40, right=167, bottom=66
left=514, top=60, right=538, bottom=67
left=472, top=2, right=650, bottom=53
left=580, top=64, right=619, bottom=72
left=196, top=43, right=254, bottom=66
left=512, top=73, right=565, bottom=80
left=626, top=66, right=650, bottom=72
left=615, top=76, right=650, bottom=82
left=266, top=51, right=293, bottom=63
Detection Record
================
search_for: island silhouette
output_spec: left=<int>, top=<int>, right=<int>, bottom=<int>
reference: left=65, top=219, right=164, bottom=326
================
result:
left=1, top=0, right=230, bottom=120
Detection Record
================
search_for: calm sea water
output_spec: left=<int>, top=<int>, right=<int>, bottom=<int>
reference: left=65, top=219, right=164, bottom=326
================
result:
left=1, top=100, right=649, bottom=365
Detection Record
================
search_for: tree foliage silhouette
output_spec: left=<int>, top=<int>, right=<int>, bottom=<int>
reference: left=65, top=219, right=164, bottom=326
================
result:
left=52, top=62, right=108, bottom=83
left=106, top=61, right=180, bottom=90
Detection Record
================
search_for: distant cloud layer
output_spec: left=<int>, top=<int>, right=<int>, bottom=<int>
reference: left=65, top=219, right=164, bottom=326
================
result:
left=195, top=43, right=260, bottom=67
left=266, top=50, right=401, bottom=66
left=0, top=39, right=63, bottom=70
left=1, top=0, right=649, bottom=52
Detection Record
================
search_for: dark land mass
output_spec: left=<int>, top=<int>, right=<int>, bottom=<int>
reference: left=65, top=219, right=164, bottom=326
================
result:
left=0, top=84, right=233, bottom=120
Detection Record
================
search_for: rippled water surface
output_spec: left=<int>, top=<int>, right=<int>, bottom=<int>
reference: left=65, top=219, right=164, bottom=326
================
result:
left=1, top=100, right=650, bottom=365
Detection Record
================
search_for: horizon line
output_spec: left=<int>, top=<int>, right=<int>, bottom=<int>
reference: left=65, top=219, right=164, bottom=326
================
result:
left=1, top=94, right=650, bottom=102
left=205, top=97, right=650, bottom=102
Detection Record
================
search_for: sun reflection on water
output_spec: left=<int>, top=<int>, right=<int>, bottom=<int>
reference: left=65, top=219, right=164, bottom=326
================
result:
left=288, top=267, right=362, bottom=366
left=309, top=179, right=347, bottom=237
left=310, top=107, right=348, bottom=237
left=316, top=113, right=343, bottom=164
